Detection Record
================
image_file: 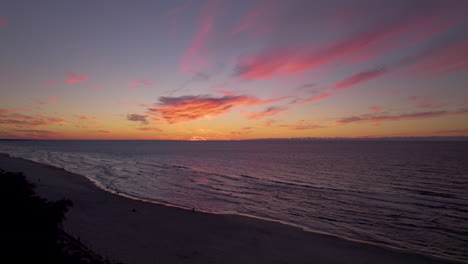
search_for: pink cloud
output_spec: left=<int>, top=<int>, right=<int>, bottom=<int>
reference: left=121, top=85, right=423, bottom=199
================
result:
left=180, top=0, right=220, bottom=74
left=334, top=68, right=387, bottom=89
left=65, top=72, right=89, bottom=84
left=0, top=16, right=7, bottom=28
left=235, top=6, right=461, bottom=80
left=0, top=129, right=63, bottom=140
left=0, top=109, right=11, bottom=114
left=228, top=2, right=274, bottom=38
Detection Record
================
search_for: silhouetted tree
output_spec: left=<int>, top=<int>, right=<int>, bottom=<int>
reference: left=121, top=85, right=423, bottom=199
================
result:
left=0, top=169, right=73, bottom=263
left=0, top=169, right=123, bottom=263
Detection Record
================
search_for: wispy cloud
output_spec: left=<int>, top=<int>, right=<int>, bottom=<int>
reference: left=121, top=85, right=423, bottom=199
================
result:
left=147, top=0, right=192, bottom=26
left=234, top=4, right=461, bottom=80
left=65, top=72, right=88, bottom=84
left=334, top=67, right=387, bottom=89
left=403, top=39, right=468, bottom=77
left=335, top=109, right=468, bottom=125
left=261, top=119, right=278, bottom=127
left=128, top=79, right=154, bottom=89
left=301, top=91, right=331, bottom=104
left=78, top=115, right=97, bottom=121
left=180, top=0, right=220, bottom=74
left=228, top=1, right=274, bottom=38
left=435, top=129, right=468, bottom=135
left=36, top=96, right=58, bottom=105
left=127, top=114, right=149, bottom=125
left=408, top=96, right=448, bottom=109
left=90, top=130, right=111, bottom=134
left=137, top=127, right=163, bottom=132
left=0, top=110, right=66, bottom=127
left=280, top=120, right=327, bottom=130
left=229, top=127, right=252, bottom=136
left=240, top=106, right=287, bottom=120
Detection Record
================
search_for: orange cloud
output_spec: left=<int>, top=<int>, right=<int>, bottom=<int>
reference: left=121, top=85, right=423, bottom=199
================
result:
left=147, top=94, right=286, bottom=124
left=65, top=72, right=88, bottom=84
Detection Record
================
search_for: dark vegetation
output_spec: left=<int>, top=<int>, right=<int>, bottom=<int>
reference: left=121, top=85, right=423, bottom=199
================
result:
left=0, top=169, right=122, bottom=264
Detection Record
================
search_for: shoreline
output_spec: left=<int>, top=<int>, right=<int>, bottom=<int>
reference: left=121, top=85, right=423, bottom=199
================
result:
left=0, top=152, right=464, bottom=264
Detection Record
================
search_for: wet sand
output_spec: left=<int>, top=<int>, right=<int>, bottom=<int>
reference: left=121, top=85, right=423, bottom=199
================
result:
left=0, top=153, right=461, bottom=264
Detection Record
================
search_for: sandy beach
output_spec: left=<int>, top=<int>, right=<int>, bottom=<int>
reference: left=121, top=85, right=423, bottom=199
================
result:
left=0, top=153, right=462, bottom=264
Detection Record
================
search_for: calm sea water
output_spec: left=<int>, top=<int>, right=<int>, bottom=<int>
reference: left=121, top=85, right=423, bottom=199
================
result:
left=0, top=140, right=467, bottom=262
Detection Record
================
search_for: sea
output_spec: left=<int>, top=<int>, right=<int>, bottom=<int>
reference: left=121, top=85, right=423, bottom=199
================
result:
left=0, top=140, right=467, bottom=262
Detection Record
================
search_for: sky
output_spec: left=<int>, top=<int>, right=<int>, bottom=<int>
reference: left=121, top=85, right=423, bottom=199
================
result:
left=0, top=0, right=468, bottom=140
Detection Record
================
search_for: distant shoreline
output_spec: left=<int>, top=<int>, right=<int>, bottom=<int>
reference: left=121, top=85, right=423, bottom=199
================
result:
left=0, top=152, right=464, bottom=264
left=1, top=136, right=468, bottom=141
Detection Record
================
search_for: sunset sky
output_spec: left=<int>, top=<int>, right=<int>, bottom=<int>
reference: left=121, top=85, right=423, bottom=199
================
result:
left=1, top=0, right=468, bottom=140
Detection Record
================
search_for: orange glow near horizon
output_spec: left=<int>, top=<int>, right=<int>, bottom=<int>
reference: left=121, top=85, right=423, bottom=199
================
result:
left=1, top=1, right=468, bottom=140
